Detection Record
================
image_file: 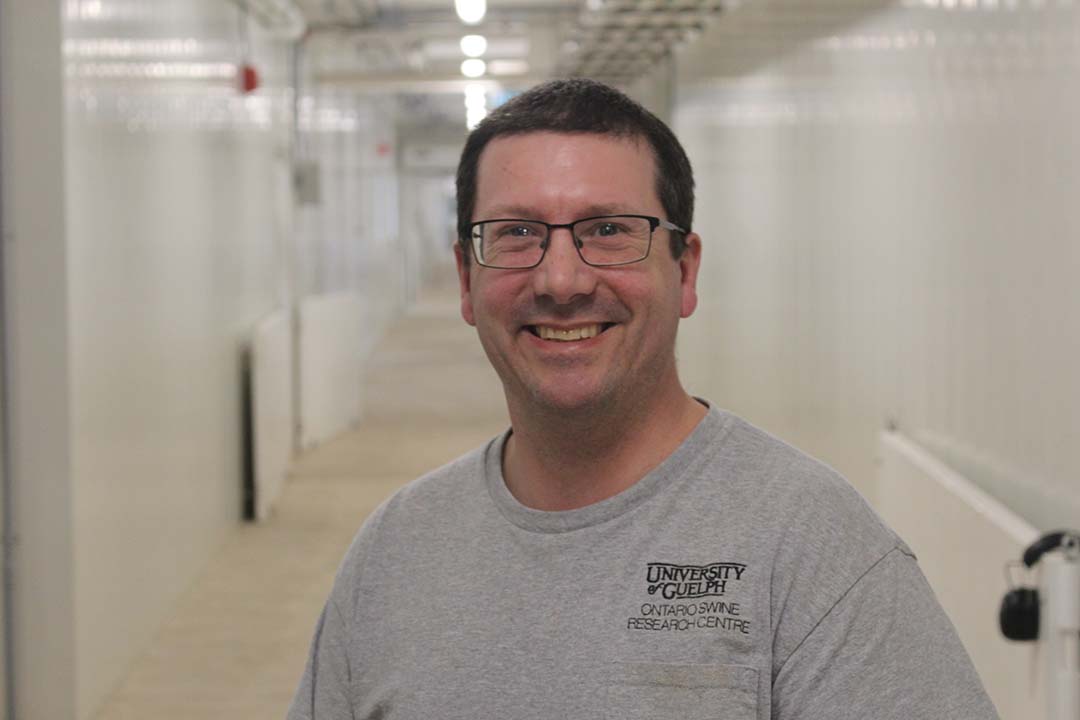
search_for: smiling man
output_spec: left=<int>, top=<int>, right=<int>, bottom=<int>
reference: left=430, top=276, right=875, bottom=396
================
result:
left=459, top=129, right=706, bottom=511
left=288, top=79, right=998, bottom=720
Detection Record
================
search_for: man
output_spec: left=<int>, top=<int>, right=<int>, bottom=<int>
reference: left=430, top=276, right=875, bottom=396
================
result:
left=289, top=79, right=998, bottom=719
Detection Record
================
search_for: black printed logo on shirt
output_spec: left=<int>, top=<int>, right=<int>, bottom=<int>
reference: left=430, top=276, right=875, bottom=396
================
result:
left=626, top=562, right=752, bottom=635
left=645, top=562, right=746, bottom=599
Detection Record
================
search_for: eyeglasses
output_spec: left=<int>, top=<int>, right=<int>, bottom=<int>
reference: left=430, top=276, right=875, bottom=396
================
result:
left=467, top=214, right=686, bottom=269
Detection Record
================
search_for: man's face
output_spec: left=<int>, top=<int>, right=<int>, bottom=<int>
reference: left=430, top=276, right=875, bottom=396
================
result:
left=455, top=131, right=701, bottom=417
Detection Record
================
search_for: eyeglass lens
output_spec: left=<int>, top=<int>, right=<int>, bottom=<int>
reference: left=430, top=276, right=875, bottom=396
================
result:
left=472, top=215, right=654, bottom=268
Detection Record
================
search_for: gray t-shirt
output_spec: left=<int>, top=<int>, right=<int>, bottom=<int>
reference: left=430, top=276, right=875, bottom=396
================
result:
left=288, top=407, right=999, bottom=719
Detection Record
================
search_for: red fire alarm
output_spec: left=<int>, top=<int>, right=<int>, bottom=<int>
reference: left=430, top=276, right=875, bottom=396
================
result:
left=239, top=63, right=259, bottom=94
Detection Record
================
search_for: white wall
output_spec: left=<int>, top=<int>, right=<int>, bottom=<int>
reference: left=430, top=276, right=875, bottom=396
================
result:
left=1, top=3, right=76, bottom=718
left=4, top=3, right=475, bottom=719
left=398, top=169, right=458, bottom=291
left=397, top=129, right=463, bottom=294
left=291, top=88, right=412, bottom=442
left=673, top=0, right=1080, bottom=536
left=58, top=2, right=293, bottom=717
left=298, top=292, right=366, bottom=448
left=296, top=91, right=401, bottom=302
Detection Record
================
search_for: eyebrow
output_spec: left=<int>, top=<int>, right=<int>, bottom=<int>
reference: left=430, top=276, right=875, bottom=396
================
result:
left=478, top=203, right=641, bottom=220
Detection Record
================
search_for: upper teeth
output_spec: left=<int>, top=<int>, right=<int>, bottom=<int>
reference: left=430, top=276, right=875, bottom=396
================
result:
left=537, top=324, right=601, bottom=341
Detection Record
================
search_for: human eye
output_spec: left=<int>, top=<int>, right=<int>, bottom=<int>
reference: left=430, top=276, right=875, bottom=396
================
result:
left=577, top=219, right=629, bottom=239
left=596, top=221, right=624, bottom=237
left=576, top=216, right=652, bottom=264
left=492, top=221, right=542, bottom=239
left=477, top=220, right=546, bottom=266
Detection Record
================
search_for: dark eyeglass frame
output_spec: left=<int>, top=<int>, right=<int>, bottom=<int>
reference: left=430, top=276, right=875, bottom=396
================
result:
left=467, top=214, right=687, bottom=269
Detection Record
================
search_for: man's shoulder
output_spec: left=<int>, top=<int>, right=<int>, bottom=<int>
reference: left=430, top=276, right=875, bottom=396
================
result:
left=376, top=436, right=497, bottom=526
left=696, top=408, right=904, bottom=552
left=700, top=410, right=861, bottom=493
left=327, top=435, right=500, bottom=598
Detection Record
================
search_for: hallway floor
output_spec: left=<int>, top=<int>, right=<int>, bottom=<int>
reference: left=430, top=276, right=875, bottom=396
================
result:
left=94, top=278, right=508, bottom=719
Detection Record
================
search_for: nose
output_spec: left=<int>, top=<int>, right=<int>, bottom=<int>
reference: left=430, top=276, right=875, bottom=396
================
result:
left=531, top=227, right=597, bottom=304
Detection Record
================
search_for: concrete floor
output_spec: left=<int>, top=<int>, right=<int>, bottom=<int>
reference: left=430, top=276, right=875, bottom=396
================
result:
left=94, top=279, right=508, bottom=719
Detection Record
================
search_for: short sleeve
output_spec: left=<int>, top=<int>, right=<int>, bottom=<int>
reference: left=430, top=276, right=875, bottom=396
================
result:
left=287, top=498, right=392, bottom=720
left=287, top=597, right=355, bottom=720
left=771, top=548, right=1000, bottom=720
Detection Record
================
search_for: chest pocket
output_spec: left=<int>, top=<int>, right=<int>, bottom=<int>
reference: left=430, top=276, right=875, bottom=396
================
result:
left=603, top=662, right=758, bottom=720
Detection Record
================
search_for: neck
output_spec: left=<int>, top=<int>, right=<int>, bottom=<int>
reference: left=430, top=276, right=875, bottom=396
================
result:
left=502, top=385, right=707, bottom=512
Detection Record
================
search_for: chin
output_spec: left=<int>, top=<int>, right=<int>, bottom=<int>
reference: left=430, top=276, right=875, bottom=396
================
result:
left=524, top=378, right=618, bottom=417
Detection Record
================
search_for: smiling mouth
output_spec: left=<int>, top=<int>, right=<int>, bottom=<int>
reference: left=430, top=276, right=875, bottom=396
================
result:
left=527, top=323, right=617, bottom=342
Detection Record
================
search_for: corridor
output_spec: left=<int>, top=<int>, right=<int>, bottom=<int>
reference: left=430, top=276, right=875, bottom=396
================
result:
left=93, top=274, right=508, bottom=719
left=4, top=1, right=1078, bottom=717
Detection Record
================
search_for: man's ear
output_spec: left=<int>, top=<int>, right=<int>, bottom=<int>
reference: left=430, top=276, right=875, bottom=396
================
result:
left=454, top=243, right=476, bottom=326
left=678, top=232, right=702, bottom=319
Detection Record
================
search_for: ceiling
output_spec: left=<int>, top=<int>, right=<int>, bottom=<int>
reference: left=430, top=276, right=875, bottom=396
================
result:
left=283, top=0, right=727, bottom=90
left=243, top=0, right=892, bottom=132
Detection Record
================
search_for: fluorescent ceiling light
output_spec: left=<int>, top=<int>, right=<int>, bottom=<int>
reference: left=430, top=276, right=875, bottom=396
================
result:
left=461, top=58, right=487, bottom=78
left=455, top=0, right=486, bottom=25
left=423, top=36, right=526, bottom=61
left=464, top=83, right=487, bottom=109
left=460, top=34, right=488, bottom=57
left=464, top=102, right=486, bottom=127
left=466, top=106, right=487, bottom=129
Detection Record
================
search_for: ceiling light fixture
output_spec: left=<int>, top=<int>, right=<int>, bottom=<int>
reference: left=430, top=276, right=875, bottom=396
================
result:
left=461, top=58, right=487, bottom=78
left=460, top=34, right=488, bottom=57
left=466, top=107, right=487, bottom=129
left=455, top=0, right=486, bottom=25
left=464, top=83, right=487, bottom=107
left=465, top=83, right=487, bottom=129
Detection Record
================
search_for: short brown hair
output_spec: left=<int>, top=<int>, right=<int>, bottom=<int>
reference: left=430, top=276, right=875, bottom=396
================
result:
left=455, top=78, right=695, bottom=262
